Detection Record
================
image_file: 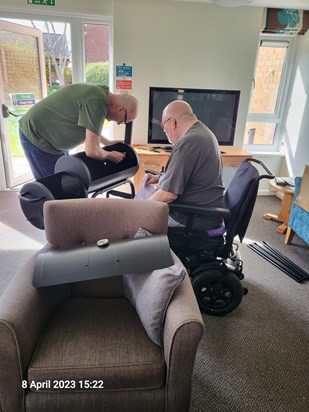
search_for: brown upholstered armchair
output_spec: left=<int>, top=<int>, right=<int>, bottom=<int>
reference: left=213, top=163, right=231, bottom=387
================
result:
left=0, top=198, right=204, bottom=412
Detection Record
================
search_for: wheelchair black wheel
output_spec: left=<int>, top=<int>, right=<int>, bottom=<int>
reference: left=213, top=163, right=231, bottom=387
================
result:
left=191, top=271, right=243, bottom=316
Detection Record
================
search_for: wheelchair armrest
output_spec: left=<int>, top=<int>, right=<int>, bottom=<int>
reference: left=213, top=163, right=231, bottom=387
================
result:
left=168, top=202, right=231, bottom=219
left=144, top=169, right=161, bottom=175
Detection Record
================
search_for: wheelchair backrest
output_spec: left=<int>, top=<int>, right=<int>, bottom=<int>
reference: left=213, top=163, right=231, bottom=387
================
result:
left=224, top=159, right=260, bottom=242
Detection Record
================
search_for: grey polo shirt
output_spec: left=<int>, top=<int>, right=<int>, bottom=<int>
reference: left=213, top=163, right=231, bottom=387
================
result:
left=158, top=121, right=225, bottom=229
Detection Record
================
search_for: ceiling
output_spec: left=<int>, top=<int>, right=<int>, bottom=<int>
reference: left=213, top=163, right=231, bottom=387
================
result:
left=172, top=1, right=309, bottom=11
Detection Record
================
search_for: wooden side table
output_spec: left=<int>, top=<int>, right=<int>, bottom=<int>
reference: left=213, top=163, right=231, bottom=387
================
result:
left=263, top=179, right=295, bottom=234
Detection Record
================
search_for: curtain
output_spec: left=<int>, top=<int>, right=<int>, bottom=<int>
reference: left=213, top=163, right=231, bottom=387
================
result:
left=261, top=8, right=309, bottom=35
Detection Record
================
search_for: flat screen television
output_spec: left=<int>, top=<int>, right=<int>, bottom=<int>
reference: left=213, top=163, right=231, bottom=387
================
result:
left=147, top=87, right=240, bottom=146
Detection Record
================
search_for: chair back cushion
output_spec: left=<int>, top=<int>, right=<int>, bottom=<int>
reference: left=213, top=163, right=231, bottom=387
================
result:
left=44, top=198, right=169, bottom=248
left=43, top=198, right=169, bottom=297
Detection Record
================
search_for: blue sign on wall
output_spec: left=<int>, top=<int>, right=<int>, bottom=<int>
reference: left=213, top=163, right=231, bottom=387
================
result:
left=116, top=64, right=132, bottom=78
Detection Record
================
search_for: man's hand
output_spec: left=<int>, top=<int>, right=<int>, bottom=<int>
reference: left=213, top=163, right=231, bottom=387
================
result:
left=85, top=130, right=125, bottom=163
left=104, top=150, right=126, bottom=164
left=145, top=173, right=160, bottom=186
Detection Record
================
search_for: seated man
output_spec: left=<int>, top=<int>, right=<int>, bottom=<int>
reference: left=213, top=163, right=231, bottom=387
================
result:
left=144, top=100, right=225, bottom=229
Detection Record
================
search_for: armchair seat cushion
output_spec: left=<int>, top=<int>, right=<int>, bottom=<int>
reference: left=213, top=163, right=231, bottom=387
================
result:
left=28, top=297, right=165, bottom=391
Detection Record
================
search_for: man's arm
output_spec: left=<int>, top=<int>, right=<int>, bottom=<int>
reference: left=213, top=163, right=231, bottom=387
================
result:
left=100, top=135, right=111, bottom=145
left=100, top=136, right=123, bottom=145
left=149, top=189, right=178, bottom=203
left=85, top=129, right=125, bottom=163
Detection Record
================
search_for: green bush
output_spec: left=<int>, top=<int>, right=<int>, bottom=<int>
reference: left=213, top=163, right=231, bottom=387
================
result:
left=85, top=61, right=109, bottom=85
left=64, top=67, right=72, bottom=85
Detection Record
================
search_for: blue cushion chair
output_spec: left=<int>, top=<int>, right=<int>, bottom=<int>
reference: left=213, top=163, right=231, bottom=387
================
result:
left=285, top=177, right=309, bottom=245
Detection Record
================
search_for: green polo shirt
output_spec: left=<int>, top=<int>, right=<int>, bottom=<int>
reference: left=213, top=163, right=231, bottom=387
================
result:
left=19, top=83, right=109, bottom=154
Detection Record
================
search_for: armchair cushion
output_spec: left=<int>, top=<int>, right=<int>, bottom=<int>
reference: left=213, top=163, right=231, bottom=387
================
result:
left=123, top=229, right=187, bottom=346
left=28, top=297, right=165, bottom=391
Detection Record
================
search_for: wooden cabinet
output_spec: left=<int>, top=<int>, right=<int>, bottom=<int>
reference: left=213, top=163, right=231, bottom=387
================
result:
left=219, top=146, right=253, bottom=167
left=133, top=145, right=252, bottom=191
left=133, top=148, right=170, bottom=191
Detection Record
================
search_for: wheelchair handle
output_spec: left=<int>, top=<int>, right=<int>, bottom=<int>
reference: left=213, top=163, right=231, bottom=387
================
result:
left=246, top=158, right=275, bottom=180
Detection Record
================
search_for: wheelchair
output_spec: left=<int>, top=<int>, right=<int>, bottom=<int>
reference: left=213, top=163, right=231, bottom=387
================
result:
left=167, top=158, right=274, bottom=316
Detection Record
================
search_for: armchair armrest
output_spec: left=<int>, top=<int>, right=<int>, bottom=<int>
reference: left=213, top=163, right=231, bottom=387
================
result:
left=0, top=248, right=70, bottom=411
left=163, top=274, right=204, bottom=412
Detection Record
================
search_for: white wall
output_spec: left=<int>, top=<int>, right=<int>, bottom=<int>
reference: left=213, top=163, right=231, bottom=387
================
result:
left=113, top=0, right=263, bottom=147
left=281, top=31, right=309, bottom=178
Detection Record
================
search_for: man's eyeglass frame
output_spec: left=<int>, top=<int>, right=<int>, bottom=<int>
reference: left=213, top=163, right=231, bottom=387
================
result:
left=160, top=117, right=176, bottom=129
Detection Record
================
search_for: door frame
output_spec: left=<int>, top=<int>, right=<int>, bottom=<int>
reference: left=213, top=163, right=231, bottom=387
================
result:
left=0, top=20, right=47, bottom=187
left=0, top=9, right=113, bottom=189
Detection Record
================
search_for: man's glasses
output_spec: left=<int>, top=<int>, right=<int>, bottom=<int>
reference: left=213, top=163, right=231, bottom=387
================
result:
left=160, top=117, right=175, bottom=129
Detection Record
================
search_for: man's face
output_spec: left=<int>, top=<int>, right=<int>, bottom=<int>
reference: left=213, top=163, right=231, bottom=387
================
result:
left=107, top=107, right=127, bottom=125
left=160, top=115, right=177, bottom=144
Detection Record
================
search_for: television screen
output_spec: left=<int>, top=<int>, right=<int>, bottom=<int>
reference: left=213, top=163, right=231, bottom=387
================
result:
left=148, top=87, right=240, bottom=146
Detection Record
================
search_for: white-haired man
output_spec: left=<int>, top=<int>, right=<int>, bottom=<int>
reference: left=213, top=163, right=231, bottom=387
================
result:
left=145, top=100, right=224, bottom=229
left=19, top=83, right=139, bottom=179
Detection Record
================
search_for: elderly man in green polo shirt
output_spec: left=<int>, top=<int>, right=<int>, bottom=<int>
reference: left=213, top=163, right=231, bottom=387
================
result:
left=19, top=83, right=139, bottom=179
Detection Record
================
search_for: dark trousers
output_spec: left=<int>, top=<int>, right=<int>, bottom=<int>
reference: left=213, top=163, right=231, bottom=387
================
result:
left=19, top=129, right=66, bottom=180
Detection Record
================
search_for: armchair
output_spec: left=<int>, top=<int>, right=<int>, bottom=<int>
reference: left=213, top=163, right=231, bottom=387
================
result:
left=0, top=198, right=204, bottom=412
left=285, top=176, right=309, bottom=245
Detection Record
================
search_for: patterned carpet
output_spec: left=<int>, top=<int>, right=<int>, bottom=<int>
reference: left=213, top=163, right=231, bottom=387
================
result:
left=190, top=195, right=309, bottom=412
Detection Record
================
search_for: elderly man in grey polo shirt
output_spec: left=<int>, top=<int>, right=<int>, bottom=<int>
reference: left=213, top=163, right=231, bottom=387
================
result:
left=145, top=100, right=225, bottom=229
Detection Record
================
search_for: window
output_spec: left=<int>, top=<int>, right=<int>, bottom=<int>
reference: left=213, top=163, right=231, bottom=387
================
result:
left=84, top=23, right=111, bottom=138
left=0, top=11, right=112, bottom=185
left=243, top=35, right=299, bottom=152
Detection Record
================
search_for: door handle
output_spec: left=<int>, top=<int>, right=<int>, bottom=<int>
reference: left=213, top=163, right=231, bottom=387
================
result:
left=1, top=104, right=21, bottom=118
left=1, top=104, right=9, bottom=118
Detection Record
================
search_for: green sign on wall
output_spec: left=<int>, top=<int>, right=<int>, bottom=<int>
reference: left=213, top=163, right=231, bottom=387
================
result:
left=27, top=0, right=55, bottom=6
left=10, top=93, right=36, bottom=106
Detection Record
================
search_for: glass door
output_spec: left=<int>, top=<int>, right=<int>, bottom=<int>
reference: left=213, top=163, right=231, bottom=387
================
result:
left=0, top=20, right=46, bottom=187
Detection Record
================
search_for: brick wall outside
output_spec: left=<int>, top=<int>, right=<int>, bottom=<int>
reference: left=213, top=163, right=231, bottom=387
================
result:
left=244, top=46, right=286, bottom=145
left=84, top=24, right=109, bottom=63
left=0, top=32, right=43, bottom=109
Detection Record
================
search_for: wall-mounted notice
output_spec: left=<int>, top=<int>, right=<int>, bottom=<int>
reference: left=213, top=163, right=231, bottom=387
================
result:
left=116, top=63, right=132, bottom=90
left=10, top=93, right=36, bottom=106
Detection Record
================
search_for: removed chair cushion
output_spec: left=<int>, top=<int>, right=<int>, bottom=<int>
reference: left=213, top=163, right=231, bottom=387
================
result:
left=123, top=228, right=186, bottom=346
